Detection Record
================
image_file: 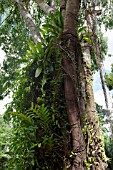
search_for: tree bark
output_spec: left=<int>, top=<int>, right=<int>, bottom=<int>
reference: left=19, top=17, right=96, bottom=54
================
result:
left=50, top=0, right=56, bottom=9
left=34, top=0, right=55, bottom=15
left=86, top=8, right=108, bottom=109
left=62, top=0, right=86, bottom=169
left=14, top=0, right=43, bottom=43
left=81, top=42, right=107, bottom=169
left=59, top=0, right=66, bottom=18
left=61, top=0, right=108, bottom=169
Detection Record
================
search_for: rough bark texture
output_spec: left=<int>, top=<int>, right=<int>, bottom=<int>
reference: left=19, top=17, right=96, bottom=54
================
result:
left=62, top=0, right=86, bottom=169
left=81, top=43, right=107, bottom=169
left=61, top=0, right=108, bottom=169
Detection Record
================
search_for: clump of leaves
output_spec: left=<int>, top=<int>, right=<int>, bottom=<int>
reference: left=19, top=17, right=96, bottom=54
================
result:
left=6, top=102, right=66, bottom=169
left=0, top=115, right=13, bottom=170
left=105, top=72, right=113, bottom=90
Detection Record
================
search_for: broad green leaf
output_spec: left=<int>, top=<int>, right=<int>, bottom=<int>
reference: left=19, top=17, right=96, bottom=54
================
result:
left=35, top=67, right=42, bottom=78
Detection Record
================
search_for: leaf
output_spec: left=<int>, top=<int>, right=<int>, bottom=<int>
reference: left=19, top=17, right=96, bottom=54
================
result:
left=38, top=143, right=41, bottom=148
left=57, top=11, right=64, bottom=28
left=83, top=36, right=91, bottom=44
left=46, top=47, right=53, bottom=58
left=108, top=54, right=112, bottom=57
left=52, top=114, right=55, bottom=121
left=26, top=50, right=32, bottom=54
left=30, top=102, right=34, bottom=110
left=78, top=26, right=87, bottom=33
left=35, top=67, right=42, bottom=78
left=36, top=42, right=42, bottom=53
left=28, top=42, right=37, bottom=54
left=42, top=75, right=47, bottom=87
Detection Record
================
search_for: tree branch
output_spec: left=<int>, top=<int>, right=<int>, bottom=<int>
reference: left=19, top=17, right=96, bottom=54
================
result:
left=59, top=0, right=66, bottom=17
left=34, top=0, right=55, bottom=15
left=14, top=0, right=43, bottom=43
left=50, top=0, right=56, bottom=9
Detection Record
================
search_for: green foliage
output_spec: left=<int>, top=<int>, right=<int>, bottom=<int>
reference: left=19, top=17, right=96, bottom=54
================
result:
left=91, top=31, right=108, bottom=72
left=105, top=72, right=113, bottom=90
left=96, top=103, right=113, bottom=169
left=96, top=103, right=109, bottom=132
left=0, top=9, right=69, bottom=169
left=101, top=2, right=113, bottom=29
left=0, top=115, right=13, bottom=169
left=78, top=25, right=92, bottom=44
left=0, top=0, right=50, bottom=101
left=42, top=11, right=64, bottom=40
left=5, top=102, right=66, bottom=169
left=104, top=137, right=113, bottom=170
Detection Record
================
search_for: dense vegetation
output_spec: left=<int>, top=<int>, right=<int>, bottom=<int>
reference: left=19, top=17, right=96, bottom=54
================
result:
left=0, top=0, right=113, bottom=169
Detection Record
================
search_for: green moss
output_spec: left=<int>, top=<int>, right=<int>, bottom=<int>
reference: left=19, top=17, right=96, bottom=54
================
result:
left=83, top=159, right=92, bottom=169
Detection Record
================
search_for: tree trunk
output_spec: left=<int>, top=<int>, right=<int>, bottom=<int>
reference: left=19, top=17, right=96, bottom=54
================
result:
left=62, top=0, right=86, bottom=169
left=86, top=8, right=108, bottom=109
left=13, top=0, right=108, bottom=169
left=81, top=43, right=107, bottom=169
left=61, top=0, right=108, bottom=169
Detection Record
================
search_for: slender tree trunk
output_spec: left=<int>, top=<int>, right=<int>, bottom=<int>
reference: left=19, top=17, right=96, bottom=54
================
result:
left=100, top=67, right=108, bottom=108
left=86, top=8, right=108, bottom=109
